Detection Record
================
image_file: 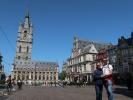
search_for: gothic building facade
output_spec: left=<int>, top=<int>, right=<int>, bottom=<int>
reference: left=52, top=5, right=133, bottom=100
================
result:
left=63, top=37, right=111, bottom=83
left=11, top=12, right=59, bottom=85
left=116, top=32, right=133, bottom=76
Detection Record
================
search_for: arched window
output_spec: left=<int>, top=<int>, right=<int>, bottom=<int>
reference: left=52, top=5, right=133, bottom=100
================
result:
left=19, top=45, right=21, bottom=53
left=31, top=75, right=33, bottom=80
left=22, top=75, right=25, bottom=80
left=47, top=76, right=49, bottom=80
left=27, top=46, right=29, bottom=53
left=26, top=75, right=29, bottom=80
left=18, top=56, right=20, bottom=60
left=14, top=75, right=16, bottom=80
left=26, top=56, right=28, bottom=60
left=39, top=75, right=41, bottom=80
left=54, top=76, right=56, bottom=80
left=35, top=75, right=37, bottom=80
left=50, top=76, right=52, bottom=80
left=43, top=75, right=45, bottom=80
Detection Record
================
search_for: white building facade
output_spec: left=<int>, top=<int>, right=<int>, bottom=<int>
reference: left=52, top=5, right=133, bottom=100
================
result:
left=64, top=37, right=110, bottom=83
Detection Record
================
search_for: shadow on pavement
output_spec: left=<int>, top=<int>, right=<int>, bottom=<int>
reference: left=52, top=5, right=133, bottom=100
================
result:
left=113, top=87, right=133, bottom=99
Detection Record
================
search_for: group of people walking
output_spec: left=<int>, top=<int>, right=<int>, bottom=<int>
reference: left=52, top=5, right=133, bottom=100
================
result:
left=93, top=60, right=113, bottom=100
left=5, top=75, right=23, bottom=94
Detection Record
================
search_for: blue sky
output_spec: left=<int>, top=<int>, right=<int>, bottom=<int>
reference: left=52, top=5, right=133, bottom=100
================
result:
left=0, top=0, right=133, bottom=75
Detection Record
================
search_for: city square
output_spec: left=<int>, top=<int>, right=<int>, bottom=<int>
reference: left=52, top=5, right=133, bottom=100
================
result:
left=0, top=85, right=133, bottom=100
left=0, top=0, right=133, bottom=100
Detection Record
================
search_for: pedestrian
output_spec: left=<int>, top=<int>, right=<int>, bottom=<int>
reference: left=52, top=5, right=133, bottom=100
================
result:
left=54, top=81, right=57, bottom=87
left=5, top=75, right=12, bottom=94
left=50, top=81, right=53, bottom=86
left=101, top=60, right=113, bottom=100
left=93, top=62, right=103, bottom=100
left=17, top=79, right=22, bottom=90
left=126, top=72, right=132, bottom=91
left=76, top=78, right=80, bottom=87
left=11, top=78, right=16, bottom=92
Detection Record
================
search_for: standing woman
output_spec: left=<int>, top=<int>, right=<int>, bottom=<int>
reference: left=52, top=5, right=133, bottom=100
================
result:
left=102, top=60, right=113, bottom=100
left=93, top=63, right=103, bottom=100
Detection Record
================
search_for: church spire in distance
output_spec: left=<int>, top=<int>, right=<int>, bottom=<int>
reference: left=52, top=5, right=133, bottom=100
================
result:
left=24, top=10, right=30, bottom=28
left=25, top=10, right=29, bottom=18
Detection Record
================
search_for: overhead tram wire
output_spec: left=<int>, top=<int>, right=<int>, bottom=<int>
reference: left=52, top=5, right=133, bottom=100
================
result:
left=0, top=26, right=15, bottom=52
left=3, top=60, right=11, bottom=66
left=0, top=26, right=15, bottom=69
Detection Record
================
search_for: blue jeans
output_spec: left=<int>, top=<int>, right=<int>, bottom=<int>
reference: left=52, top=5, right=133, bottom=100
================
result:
left=95, top=84, right=103, bottom=100
left=104, top=80, right=113, bottom=100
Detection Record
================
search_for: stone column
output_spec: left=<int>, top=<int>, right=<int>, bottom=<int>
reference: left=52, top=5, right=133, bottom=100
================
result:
left=33, top=72, right=35, bottom=80
left=11, top=72, right=14, bottom=79
left=87, top=75, right=89, bottom=82
left=24, top=71, right=27, bottom=81
left=16, top=71, right=18, bottom=83
left=41, top=72, right=43, bottom=80
left=90, top=74, right=92, bottom=82
left=45, top=72, right=47, bottom=81
left=20, top=71, right=22, bottom=80
left=49, top=73, right=50, bottom=82
left=29, top=71, right=31, bottom=80
left=37, top=72, right=39, bottom=80
left=52, top=74, right=54, bottom=81
left=56, top=72, right=58, bottom=81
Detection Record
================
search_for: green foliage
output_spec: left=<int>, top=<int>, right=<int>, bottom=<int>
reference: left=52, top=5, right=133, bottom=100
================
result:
left=60, top=71, right=67, bottom=80
left=0, top=73, right=6, bottom=85
left=1, top=73, right=6, bottom=80
left=0, top=80, right=5, bottom=84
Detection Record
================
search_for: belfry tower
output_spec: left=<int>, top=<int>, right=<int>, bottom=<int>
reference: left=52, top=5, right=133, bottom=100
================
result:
left=12, top=11, right=59, bottom=84
left=14, top=11, right=33, bottom=64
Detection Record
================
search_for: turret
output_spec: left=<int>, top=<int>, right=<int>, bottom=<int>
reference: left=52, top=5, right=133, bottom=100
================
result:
left=73, top=36, right=79, bottom=49
left=24, top=11, right=30, bottom=28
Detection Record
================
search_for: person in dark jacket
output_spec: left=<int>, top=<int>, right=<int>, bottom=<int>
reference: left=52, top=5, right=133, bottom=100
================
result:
left=93, top=63, right=103, bottom=100
left=126, top=72, right=132, bottom=91
left=6, top=75, right=12, bottom=94
left=17, top=79, right=22, bottom=90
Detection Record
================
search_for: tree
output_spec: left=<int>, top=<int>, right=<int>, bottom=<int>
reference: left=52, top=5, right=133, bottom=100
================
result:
left=1, top=73, right=6, bottom=80
left=0, top=73, right=6, bottom=84
left=0, top=53, right=5, bottom=84
left=60, top=71, right=67, bottom=80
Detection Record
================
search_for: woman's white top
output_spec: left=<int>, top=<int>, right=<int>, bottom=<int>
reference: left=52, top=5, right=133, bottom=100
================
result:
left=102, top=64, right=113, bottom=76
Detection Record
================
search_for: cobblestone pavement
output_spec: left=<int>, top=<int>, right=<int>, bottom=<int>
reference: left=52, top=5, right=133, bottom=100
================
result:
left=0, top=85, right=133, bottom=100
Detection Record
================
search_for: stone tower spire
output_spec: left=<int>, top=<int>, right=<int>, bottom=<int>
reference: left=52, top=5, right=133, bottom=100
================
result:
left=24, top=10, right=30, bottom=28
left=14, top=11, right=33, bottom=64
